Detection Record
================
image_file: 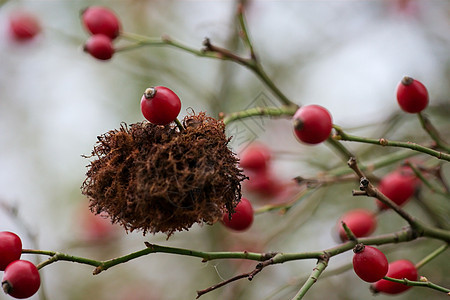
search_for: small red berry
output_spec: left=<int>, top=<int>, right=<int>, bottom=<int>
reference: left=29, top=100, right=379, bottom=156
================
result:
left=337, top=209, right=377, bottom=242
left=243, top=169, right=282, bottom=197
left=0, top=231, right=22, bottom=271
left=396, top=76, right=429, bottom=113
left=84, top=34, right=114, bottom=60
left=77, top=204, right=118, bottom=243
left=2, top=260, right=40, bottom=299
left=81, top=6, right=121, bottom=39
left=293, top=105, right=332, bottom=144
left=222, top=198, right=254, bottom=231
left=376, top=171, right=416, bottom=210
left=8, top=11, right=41, bottom=41
left=352, top=244, right=388, bottom=283
left=140, top=86, right=182, bottom=125
left=239, top=143, right=271, bottom=172
left=372, top=259, right=418, bottom=294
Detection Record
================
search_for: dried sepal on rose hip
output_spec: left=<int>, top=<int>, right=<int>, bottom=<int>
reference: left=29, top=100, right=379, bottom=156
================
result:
left=352, top=244, right=388, bottom=283
left=140, top=86, right=182, bottom=125
left=0, top=232, right=22, bottom=271
left=81, top=112, right=246, bottom=236
left=396, top=76, right=429, bottom=113
left=81, top=6, right=121, bottom=39
left=2, top=260, right=41, bottom=299
left=292, top=105, right=333, bottom=145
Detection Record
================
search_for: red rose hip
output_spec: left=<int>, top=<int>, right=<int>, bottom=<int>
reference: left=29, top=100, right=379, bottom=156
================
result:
left=84, top=34, right=114, bottom=60
left=352, top=244, right=388, bottom=283
left=293, top=105, right=332, bottom=144
left=222, top=198, right=254, bottom=231
left=2, top=260, right=40, bottom=299
left=337, top=209, right=377, bottom=241
left=376, top=171, right=417, bottom=210
left=0, top=231, right=22, bottom=271
left=396, top=76, right=428, bottom=113
left=8, top=10, right=41, bottom=41
left=243, top=169, right=282, bottom=197
left=140, top=86, right=182, bottom=125
left=372, top=259, right=418, bottom=294
left=81, top=6, right=121, bottom=39
left=239, top=143, right=271, bottom=172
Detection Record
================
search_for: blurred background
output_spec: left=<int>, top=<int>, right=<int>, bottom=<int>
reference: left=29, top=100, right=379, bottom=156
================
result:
left=0, top=0, right=449, bottom=299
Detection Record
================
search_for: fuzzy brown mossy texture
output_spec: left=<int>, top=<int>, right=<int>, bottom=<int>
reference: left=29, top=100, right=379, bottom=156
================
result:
left=81, top=112, right=246, bottom=236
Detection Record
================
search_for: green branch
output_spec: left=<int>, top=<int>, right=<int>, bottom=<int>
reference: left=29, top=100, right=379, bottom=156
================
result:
left=333, top=125, right=450, bottom=162
left=119, top=29, right=297, bottom=107
left=415, top=243, right=449, bottom=270
left=418, top=112, right=450, bottom=152
left=382, top=276, right=450, bottom=294
left=291, top=257, right=329, bottom=300
left=222, top=105, right=297, bottom=125
left=23, top=225, right=450, bottom=298
left=405, top=162, right=450, bottom=198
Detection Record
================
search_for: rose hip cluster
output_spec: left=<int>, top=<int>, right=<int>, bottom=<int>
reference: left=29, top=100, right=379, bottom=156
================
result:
left=352, top=244, right=418, bottom=295
left=82, top=6, right=121, bottom=60
left=0, top=232, right=40, bottom=299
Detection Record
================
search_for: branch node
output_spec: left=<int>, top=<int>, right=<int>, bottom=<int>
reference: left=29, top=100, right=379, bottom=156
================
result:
left=359, top=177, right=370, bottom=190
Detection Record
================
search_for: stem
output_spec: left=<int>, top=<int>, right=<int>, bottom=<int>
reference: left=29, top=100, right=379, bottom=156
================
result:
left=291, top=257, right=329, bottom=300
left=119, top=32, right=219, bottom=59
left=325, top=137, right=355, bottom=163
left=328, top=149, right=419, bottom=177
left=222, top=105, right=298, bottom=125
left=415, top=243, right=449, bottom=270
left=236, top=2, right=256, bottom=60
left=418, top=112, right=450, bottom=152
left=249, top=62, right=296, bottom=107
left=121, top=29, right=297, bottom=107
left=334, top=125, right=450, bottom=162
left=406, top=161, right=449, bottom=198
left=341, top=221, right=357, bottom=242
left=347, top=157, right=450, bottom=243
left=382, top=276, right=450, bottom=294
left=174, top=118, right=184, bottom=132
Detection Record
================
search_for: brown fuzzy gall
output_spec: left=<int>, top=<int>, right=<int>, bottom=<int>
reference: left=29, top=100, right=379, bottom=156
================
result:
left=81, top=112, right=246, bottom=237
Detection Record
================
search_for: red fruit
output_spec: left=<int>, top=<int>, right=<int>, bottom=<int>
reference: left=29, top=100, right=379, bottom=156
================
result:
left=243, top=169, right=282, bottom=197
left=338, top=209, right=377, bottom=241
left=293, top=105, right=332, bottom=144
left=84, top=34, right=114, bottom=60
left=0, top=231, right=22, bottom=271
left=372, top=259, right=418, bottom=294
left=140, top=86, right=182, bottom=125
left=2, top=260, right=40, bottom=299
left=396, top=76, right=428, bottom=113
left=222, top=198, right=254, bottom=231
left=352, top=244, right=388, bottom=283
left=78, top=207, right=118, bottom=243
left=81, top=6, right=121, bottom=39
left=239, top=143, right=271, bottom=171
left=8, top=11, right=41, bottom=41
left=376, top=171, right=416, bottom=210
